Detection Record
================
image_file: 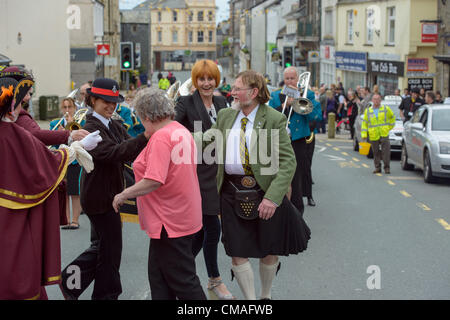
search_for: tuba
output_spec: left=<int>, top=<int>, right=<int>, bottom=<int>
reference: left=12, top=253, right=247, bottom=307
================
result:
left=282, top=71, right=313, bottom=129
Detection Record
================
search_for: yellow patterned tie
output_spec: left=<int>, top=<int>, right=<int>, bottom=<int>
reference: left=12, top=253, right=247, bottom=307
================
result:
left=240, top=117, right=253, bottom=175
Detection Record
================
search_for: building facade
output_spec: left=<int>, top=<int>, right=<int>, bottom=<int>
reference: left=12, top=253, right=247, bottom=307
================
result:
left=434, top=0, right=450, bottom=97
left=138, top=0, right=216, bottom=73
left=336, top=0, right=438, bottom=95
left=0, top=0, right=71, bottom=99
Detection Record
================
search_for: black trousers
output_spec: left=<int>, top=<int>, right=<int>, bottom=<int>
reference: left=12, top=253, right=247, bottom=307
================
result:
left=192, top=215, right=221, bottom=278
left=291, top=138, right=311, bottom=213
left=61, top=210, right=122, bottom=300
left=304, top=135, right=315, bottom=198
left=148, top=227, right=206, bottom=300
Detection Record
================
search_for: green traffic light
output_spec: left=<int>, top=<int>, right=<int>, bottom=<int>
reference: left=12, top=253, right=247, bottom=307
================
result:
left=123, top=61, right=131, bottom=68
left=285, top=63, right=292, bottom=67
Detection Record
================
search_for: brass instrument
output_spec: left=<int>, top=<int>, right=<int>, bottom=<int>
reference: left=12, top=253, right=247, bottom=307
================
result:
left=282, top=71, right=313, bottom=129
left=177, top=78, right=193, bottom=98
left=166, top=80, right=181, bottom=100
left=51, top=112, right=69, bottom=131
left=306, top=131, right=314, bottom=144
left=65, top=108, right=88, bottom=131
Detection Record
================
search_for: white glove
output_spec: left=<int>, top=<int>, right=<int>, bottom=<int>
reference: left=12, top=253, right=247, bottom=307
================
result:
left=80, top=130, right=102, bottom=151
left=60, top=142, right=95, bottom=173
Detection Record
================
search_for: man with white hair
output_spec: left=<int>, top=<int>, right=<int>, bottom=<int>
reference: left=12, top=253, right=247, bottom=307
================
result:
left=270, top=66, right=321, bottom=209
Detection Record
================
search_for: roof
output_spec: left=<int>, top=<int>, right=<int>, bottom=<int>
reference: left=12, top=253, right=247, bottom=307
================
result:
left=134, top=0, right=187, bottom=10
left=0, top=53, right=11, bottom=65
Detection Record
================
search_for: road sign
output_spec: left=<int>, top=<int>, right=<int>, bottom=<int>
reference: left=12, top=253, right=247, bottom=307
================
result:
left=97, top=44, right=110, bottom=56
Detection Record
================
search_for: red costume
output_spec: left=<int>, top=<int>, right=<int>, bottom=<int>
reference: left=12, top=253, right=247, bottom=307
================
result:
left=0, top=77, right=69, bottom=300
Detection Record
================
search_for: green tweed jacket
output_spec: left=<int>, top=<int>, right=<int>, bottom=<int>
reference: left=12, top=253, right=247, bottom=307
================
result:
left=194, top=104, right=296, bottom=206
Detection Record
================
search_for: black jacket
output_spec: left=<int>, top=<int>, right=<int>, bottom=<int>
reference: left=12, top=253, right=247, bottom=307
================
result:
left=175, top=90, right=227, bottom=215
left=399, top=97, right=425, bottom=122
left=80, top=114, right=148, bottom=215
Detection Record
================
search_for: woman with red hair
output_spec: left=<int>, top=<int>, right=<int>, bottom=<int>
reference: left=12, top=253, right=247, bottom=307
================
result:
left=175, top=59, right=234, bottom=299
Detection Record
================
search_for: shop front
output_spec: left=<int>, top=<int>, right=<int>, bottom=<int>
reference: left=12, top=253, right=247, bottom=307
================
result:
left=335, top=51, right=367, bottom=91
left=367, top=59, right=405, bottom=96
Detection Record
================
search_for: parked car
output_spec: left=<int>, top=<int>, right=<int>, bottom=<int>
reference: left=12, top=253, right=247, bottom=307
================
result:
left=353, top=95, right=403, bottom=158
left=401, top=104, right=450, bottom=183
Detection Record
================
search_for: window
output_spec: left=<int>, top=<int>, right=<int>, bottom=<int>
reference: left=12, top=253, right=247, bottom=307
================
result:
left=208, top=30, right=213, bottom=43
left=188, top=11, right=193, bottom=22
left=198, top=11, right=204, bottom=22
left=173, top=11, right=177, bottom=22
left=188, top=31, right=193, bottom=43
left=158, top=31, right=162, bottom=42
left=198, top=31, right=204, bottom=43
left=325, top=9, right=333, bottom=36
left=172, top=30, right=178, bottom=43
left=366, top=8, right=374, bottom=44
left=208, top=11, right=213, bottom=21
left=387, top=7, right=395, bottom=44
left=347, top=10, right=353, bottom=43
left=158, top=11, right=161, bottom=22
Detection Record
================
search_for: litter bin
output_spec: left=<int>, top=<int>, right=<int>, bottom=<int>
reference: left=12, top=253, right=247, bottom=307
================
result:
left=39, top=96, right=59, bottom=120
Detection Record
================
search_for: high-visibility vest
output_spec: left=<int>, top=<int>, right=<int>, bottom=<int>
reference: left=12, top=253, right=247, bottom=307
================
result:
left=158, top=78, right=170, bottom=90
left=361, top=105, right=395, bottom=141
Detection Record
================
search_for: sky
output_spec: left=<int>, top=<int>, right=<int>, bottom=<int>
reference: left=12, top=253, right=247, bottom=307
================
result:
left=119, top=0, right=230, bottom=24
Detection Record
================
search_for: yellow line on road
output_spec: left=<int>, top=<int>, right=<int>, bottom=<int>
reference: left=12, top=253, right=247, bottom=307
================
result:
left=416, top=202, right=431, bottom=211
left=376, top=173, right=382, bottom=177
left=436, top=219, right=450, bottom=230
left=326, top=143, right=332, bottom=147
left=400, top=190, right=412, bottom=198
left=362, top=164, right=370, bottom=168
left=386, top=180, right=396, bottom=186
left=341, top=152, right=349, bottom=156
left=333, top=147, right=340, bottom=151
left=352, top=157, right=360, bottom=162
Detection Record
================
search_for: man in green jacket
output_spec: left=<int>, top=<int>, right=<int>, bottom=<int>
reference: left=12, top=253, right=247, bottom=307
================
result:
left=195, top=70, right=310, bottom=300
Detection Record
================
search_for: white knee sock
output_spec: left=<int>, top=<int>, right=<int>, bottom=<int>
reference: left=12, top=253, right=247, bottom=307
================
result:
left=259, top=260, right=280, bottom=299
left=231, top=261, right=256, bottom=300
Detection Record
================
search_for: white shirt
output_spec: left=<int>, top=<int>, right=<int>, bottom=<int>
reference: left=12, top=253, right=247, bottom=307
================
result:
left=93, top=111, right=111, bottom=129
left=205, top=104, right=217, bottom=124
left=225, top=105, right=259, bottom=175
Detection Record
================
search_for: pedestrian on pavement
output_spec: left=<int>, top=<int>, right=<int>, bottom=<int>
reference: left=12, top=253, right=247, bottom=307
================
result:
left=317, top=85, right=327, bottom=133
left=435, top=91, right=444, bottom=104
left=0, top=76, right=100, bottom=300
left=60, top=78, right=150, bottom=300
left=196, top=70, right=311, bottom=300
left=346, top=90, right=359, bottom=140
left=399, top=88, right=425, bottom=123
left=360, top=87, right=373, bottom=115
left=425, top=91, right=437, bottom=105
left=158, top=73, right=170, bottom=90
left=50, top=97, right=85, bottom=230
left=361, top=93, right=396, bottom=174
left=112, top=87, right=206, bottom=300
left=174, top=59, right=233, bottom=300
left=0, top=66, right=90, bottom=146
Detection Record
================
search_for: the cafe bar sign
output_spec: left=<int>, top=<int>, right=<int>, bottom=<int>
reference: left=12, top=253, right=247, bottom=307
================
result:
left=368, top=59, right=405, bottom=76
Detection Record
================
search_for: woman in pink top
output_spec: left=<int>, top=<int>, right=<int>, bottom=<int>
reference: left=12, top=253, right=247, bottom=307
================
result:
left=112, top=88, right=206, bottom=300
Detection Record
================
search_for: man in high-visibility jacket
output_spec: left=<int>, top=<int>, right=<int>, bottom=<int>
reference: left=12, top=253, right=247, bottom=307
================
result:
left=361, top=93, right=395, bottom=174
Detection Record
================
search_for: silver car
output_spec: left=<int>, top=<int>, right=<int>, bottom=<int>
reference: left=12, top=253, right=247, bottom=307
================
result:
left=353, top=96, right=403, bottom=157
left=401, top=104, right=450, bottom=183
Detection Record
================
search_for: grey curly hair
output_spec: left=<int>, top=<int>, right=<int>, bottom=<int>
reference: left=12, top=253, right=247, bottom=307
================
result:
left=132, top=87, right=175, bottom=122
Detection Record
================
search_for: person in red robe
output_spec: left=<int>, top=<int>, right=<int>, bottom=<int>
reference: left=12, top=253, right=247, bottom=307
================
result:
left=0, top=77, right=100, bottom=300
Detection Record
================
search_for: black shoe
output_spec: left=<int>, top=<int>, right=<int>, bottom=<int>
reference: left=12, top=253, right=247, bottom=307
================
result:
left=307, top=198, right=316, bottom=206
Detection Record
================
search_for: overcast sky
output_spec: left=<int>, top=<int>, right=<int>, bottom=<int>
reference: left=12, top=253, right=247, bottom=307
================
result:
left=119, top=0, right=230, bottom=23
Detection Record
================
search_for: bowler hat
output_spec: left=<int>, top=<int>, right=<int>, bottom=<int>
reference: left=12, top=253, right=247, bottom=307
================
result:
left=86, top=78, right=124, bottom=103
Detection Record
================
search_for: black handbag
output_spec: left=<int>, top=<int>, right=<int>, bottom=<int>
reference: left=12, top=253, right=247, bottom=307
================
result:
left=229, top=181, right=262, bottom=220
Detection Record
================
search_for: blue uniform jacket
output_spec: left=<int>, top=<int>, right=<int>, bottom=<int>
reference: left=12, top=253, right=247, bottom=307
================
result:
left=116, top=105, right=145, bottom=138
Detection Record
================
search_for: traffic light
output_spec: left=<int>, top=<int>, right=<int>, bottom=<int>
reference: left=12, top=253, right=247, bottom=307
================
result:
left=134, top=43, right=141, bottom=69
left=120, top=42, right=134, bottom=70
left=284, top=47, right=293, bottom=68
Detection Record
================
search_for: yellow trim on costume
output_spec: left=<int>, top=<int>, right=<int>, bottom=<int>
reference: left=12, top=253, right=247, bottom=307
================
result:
left=124, top=200, right=135, bottom=205
left=25, top=292, right=40, bottom=300
left=120, top=213, right=139, bottom=224
left=0, top=150, right=69, bottom=209
left=46, top=275, right=62, bottom=283
left=125, top=163, right=133, bottom=170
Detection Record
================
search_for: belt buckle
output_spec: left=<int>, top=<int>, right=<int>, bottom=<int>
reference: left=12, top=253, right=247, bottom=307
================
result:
left=241, top=176, right=256, bottom=189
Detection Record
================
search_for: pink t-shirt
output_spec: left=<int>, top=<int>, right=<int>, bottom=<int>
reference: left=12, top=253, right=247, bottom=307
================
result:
left=133, top=121, right=202, bottom=239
